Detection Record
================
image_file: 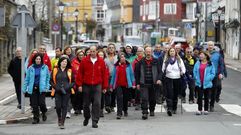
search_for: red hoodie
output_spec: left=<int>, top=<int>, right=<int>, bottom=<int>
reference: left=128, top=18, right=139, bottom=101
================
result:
left=76, top=55, right=108, bottom=90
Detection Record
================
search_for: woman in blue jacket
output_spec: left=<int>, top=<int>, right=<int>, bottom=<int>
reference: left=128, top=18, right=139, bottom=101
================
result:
left=110, top=53, right=136, bottom=119
left=23, top=53, right=50, bottom=124
left=193, top=51, right=215, bottom=115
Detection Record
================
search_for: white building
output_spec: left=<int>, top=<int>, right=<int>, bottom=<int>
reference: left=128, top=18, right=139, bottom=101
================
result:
left=225, top=0, right=240, bottom=59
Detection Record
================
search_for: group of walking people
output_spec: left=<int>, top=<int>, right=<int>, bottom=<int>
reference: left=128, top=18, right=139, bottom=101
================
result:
left=7, top=40, right=226, bottom=129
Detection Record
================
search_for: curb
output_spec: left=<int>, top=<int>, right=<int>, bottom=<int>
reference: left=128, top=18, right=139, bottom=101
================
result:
left=0, top=116, right=33, bottom=125
left=0, top=106, right=52, bottom=125
left=226, top=65, right=241, bottom=73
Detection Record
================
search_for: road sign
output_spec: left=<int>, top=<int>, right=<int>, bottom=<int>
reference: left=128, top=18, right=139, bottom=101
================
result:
left=10, top=5, right=36, bottom=114
left=185, top=23, right=192, bottom=29
left=11, top=6, right=36, bottom=28
left=52, top=23, right=60, bottom=31
left=0, top=6, right=5, bottom=27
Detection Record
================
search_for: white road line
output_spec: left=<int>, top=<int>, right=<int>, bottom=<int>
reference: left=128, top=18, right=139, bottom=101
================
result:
left=155, top=105, right=166, bottom=112
left=0, top=120, right=6, bottom=125
left=182, top=104, right=198, bottom=112
left=220, top=104, right=241, bottom=117
left=233, top=124, right=241, bottom=126
left=0, top=94, right=16, bottom=105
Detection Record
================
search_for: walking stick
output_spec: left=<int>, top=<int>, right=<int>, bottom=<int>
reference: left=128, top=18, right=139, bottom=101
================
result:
left=181, top=98, right=183, bottom=114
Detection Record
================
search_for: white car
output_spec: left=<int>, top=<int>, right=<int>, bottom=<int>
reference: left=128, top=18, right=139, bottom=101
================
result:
left=83, top=40, right=101, bottom=47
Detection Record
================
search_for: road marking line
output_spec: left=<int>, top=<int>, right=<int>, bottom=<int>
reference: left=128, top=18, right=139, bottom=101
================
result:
left=220, top=104, right=241, bottom=117
left=155, top=105, right=166, bottom=112
left=0, top=94, right=16, bottom=105
left=233, top=124, right=241, bottom=126
left=0, top=120, right=6, bottom=125
left=182, top=104, right=198, bottom=112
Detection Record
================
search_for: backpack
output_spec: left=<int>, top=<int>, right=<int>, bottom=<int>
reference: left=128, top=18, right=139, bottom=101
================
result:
left=51, top=68, right=75, bottom=96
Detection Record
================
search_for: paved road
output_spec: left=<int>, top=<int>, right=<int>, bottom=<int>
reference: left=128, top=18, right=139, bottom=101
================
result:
left=0, top=68, right=241, bottom=135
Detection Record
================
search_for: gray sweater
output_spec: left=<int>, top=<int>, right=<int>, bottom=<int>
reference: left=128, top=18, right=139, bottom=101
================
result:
left=104, top=55, right=118, bottom=76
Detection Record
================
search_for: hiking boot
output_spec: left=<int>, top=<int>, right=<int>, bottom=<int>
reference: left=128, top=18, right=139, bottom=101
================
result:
left=116, top=115, right=121, bottom=120
left=42, top=113, right=47, bottom=121
left=172, top=110, right=177, bottom=114
left=124, top=111, right=128, bottom=117
left=105, top=107, right=111, bottom=113
left=32, top=118, right=39, bottom=124
left=92, top=121, right=98, bottom=128
left=83, top=119, right=89, bottom=126
left=210, top=106, right=214, bottom=112
left=150, top=111, right=155, bottom=116
left=135, top=104, right=141, bottom=110
left=17, top=104, right=21, bottom=109
left=142, top=114, right=148, bottom=120
left=167, top=110, right=172, bottom=116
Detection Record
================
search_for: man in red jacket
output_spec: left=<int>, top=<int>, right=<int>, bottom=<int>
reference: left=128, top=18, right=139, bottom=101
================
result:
left=76, top=45, right=107, bottom=128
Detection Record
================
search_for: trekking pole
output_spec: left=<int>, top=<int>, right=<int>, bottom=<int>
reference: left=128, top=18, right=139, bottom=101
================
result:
left=181, top=98, right=183, bottom=114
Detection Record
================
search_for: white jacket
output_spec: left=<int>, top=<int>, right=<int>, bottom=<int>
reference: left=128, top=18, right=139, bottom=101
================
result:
left=162, top=59, right=186, bottom=79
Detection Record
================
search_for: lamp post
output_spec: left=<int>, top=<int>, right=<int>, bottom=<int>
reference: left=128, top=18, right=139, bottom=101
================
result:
left=84, top=12, right=88, bottom=40
left=196, top=12, right=201, bottom=42
left=31, top=0, right=36, bottom=48
left=195, top=2, right=200, bottom=43
left=73, top=9, right=79, bottom=43
left=217, top=7, right=222, bottom=43
left=58, top=1, right=65, bottom=49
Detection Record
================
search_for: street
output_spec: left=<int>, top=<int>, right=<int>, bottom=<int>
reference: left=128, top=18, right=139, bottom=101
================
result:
left=0, top=68, right=241, bottom=135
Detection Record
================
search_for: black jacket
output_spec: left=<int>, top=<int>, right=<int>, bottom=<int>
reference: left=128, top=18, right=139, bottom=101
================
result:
left=135, top=58, right=162, bottom=85
left=8, top=57, right=21, bottom=83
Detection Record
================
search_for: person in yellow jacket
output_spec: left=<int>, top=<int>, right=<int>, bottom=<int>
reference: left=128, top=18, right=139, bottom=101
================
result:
left=50, top=56, right=75, bottom=129
left=51, top=47, right=62, bottom=70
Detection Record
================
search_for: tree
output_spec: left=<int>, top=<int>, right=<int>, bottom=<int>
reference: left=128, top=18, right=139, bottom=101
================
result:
left=86, top=19, right=97, bottom=39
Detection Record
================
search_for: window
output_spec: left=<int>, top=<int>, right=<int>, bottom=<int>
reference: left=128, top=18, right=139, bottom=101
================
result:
left=164, top=3, right=177, bottom=15
left=97, top=10, right=105, bottom=22
left=145, top=3, right=149, bottom=15
left=140, top=5, right=143, bottom=16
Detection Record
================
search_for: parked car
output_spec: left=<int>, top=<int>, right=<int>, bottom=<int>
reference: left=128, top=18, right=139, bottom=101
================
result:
left=83, top=40, right=101, bottom=47
left=70, top=43, right=89, bottom=52
left=124, top=36, right=144, bottom=47
left=199, top=42, right=223, bottom=52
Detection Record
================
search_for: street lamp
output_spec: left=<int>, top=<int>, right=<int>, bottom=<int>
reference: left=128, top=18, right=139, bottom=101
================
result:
left=73, top=9, right=79, bottom=43
left=217, top=6, right=222, bottom=43
left=58, top=1, right=65, bottom=49
left=30, top=0, right=36, bottom=48
left=84, top=12, right=88, bottom=40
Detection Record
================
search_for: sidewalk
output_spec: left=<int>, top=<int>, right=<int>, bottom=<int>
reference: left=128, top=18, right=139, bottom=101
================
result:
left=224, top=54, right=241, bottom=73
left=0, top=74, right=32, bottom=125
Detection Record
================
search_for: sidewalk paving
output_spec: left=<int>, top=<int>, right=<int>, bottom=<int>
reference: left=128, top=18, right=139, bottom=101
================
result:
left=0, top=74, right=32, bottom=125
left=224, top=54, right=241, bottom=73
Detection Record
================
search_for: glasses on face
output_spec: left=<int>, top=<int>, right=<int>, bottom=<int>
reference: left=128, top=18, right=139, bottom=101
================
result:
left=187, top=51, right=192, bottom=53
